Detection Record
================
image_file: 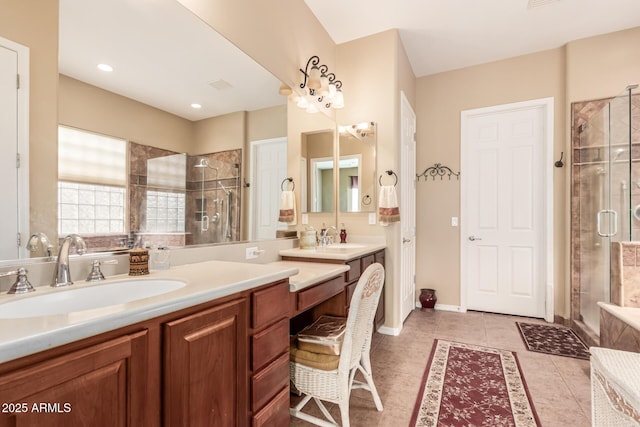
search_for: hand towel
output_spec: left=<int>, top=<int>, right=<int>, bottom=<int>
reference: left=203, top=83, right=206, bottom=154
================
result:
left=278, top=190, right=297, bottom=225
left=378, top=185, right=399, bottom=226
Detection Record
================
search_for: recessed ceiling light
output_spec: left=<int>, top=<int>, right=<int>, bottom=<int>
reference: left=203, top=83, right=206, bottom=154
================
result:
left=191, top=103, right=202, bottom=109
left=97, top=63, right=113, bottom=72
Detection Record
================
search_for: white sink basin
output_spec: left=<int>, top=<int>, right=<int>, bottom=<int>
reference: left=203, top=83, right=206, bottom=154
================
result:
left=323, top=243, right=366, bottom=249
left=0, top=279, right=186, bottom=319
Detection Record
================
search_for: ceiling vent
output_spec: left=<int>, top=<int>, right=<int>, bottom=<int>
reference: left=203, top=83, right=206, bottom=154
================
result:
left=208, top=79, right=233, bottom=90
left=527, top=0, right=560, bottom=9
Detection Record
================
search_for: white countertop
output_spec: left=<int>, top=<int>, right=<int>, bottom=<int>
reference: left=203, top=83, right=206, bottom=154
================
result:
left=279, top=243, right=386, bottom=261
left=0, top=260, right=298, bottom=364
left=268, top=261, right=350, bottom=292
left=598, top=302, right=640, bottom=332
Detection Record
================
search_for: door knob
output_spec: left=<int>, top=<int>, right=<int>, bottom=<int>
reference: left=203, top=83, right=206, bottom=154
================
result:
left=402, top=238, right=411, bottom=243
left=468, top=236, right=482, bottom=241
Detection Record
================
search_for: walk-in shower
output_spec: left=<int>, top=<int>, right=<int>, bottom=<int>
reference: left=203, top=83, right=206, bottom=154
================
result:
left=571, top=85, right=640, bottom=345
left=193, top=157, right=239, bottom=242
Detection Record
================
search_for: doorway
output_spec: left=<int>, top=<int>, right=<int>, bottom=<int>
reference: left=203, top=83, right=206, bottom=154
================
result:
left=250, top=137, right=287, bottom=240
left=400, top=91, right=416, bottom=323
left=0, top=36, right=29, bottom=260
left=461, top=98, right=554, bottom=321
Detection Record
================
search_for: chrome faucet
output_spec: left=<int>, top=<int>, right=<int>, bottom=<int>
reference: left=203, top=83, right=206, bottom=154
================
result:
left=26, top=232, right=54, bottom=260
left=320, top=226, right=338, bottom=247
left=52, top=234, right=87, bottom=287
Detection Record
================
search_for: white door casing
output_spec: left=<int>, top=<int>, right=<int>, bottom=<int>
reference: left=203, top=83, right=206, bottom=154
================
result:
left=250, top=137, right=287, bottom=240
left=400, top=91, right=417, bottom=322
left=461, top=98, right=554, bottom=321
left=0, top=37, right=29, bottom=260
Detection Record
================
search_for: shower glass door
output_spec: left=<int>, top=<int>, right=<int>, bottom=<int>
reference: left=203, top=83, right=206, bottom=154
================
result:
left=577, top=87, right=635, bottom=335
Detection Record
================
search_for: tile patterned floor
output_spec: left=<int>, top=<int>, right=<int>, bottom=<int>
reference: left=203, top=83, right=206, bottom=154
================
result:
left=290, top=309, right=592, bottom=426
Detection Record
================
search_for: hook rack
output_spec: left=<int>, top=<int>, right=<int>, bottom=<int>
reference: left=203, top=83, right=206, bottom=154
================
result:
left=416, top=163, right=460, bottom=181
left=281, top=177, right=295, bottom=191
left=379, top=170, right=398, bottom=187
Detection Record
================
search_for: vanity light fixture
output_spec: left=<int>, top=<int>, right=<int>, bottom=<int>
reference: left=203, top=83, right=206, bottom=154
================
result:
left=97, top=63, right=113, bottom=72
left=291, top=55, right=344, bottom=113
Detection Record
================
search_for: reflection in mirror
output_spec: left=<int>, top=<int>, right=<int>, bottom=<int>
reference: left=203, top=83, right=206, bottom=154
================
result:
left=338, top=122, right=377, bottom=212
left=301, top=130, right=335, bottom=213
left=0, top=0, right=289, bottom=265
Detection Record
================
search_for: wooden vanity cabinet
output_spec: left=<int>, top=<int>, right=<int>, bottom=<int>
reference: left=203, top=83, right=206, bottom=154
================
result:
left=163, top=298, right=248, bottom=427
left=0, top=330, right=150, bottom=427
left=283, top=249, right=386, bottom=330
left=248, top=280, right=290, bottom=425
left=0, top=278, right=292, bottom=427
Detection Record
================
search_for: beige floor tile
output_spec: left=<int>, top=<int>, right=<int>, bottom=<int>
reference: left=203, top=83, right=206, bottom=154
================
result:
left=290, top=309, right=592, bottom=426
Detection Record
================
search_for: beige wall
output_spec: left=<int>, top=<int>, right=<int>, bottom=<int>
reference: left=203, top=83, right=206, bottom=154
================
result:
left=416, top=48, right=567, bottom=314
left=176, top=0, right=335, bottom=95
left=1, top=0, right=59, bottom=244
left=59, top=76, right=195, bottom=153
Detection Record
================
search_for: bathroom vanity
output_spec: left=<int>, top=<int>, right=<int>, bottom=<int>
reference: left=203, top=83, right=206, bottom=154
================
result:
left=0, top=261, right=296, bottom=427
left=279, top=243, right=387, bottom=331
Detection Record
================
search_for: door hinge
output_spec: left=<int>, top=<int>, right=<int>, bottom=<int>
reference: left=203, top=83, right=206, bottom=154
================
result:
left=16, top=74, right=20, bottom=90
left=16, top=153, right=20, bottom=168
left=413, top=132, right=416, bottom=141
left=17, top=232, right=21, bottom=247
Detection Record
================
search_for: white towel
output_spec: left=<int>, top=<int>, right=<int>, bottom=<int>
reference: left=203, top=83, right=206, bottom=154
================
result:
left=278, top=190, right=297, bottom=225
left=378, top=185, right=399, bottom=226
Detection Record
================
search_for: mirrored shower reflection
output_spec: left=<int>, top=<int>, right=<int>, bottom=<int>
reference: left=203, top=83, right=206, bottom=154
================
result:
left=129, top=142, right=241, bottom=248
left=573, top=86, right=639, bottom=337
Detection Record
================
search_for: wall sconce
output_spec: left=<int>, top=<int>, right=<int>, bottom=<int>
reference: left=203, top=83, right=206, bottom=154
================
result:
left=287, top=55, right=343, bottom=113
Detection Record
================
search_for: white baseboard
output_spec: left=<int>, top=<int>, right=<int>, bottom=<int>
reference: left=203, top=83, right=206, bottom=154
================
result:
left=414, top=301, right=465, bottom=313
left=377, top=325, right=400, bottom=336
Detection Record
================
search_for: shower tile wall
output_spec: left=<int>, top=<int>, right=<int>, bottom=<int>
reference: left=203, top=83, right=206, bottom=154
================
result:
left=571, top=94, right=640, bottom=345
left=129, top=142, right=242, bottom=247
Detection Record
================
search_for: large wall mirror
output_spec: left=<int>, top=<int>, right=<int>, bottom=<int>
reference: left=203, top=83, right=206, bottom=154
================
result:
left=338, top=122, right=377, bottom=213
left=1, top=0, right=291, bottom=263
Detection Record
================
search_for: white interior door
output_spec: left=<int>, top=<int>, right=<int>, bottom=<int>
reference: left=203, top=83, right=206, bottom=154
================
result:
left=400, top=92, right=416, bottom=322
left=462, top=100, right=552, bottom=319
left=251, top=138, right=287, bottom=240
left=0, top=44, right=19, bottom=259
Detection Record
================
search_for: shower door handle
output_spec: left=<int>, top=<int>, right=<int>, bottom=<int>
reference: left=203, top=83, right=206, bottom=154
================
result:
left=597, top=209, right=618, bottom=237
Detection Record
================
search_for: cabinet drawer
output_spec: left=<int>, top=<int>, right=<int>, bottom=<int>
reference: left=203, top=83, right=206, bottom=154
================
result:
left=251, top=352, right=289, bottom=411
left=252, top=280, right=289, bottom=329
left=361, top=254, right=375, bottom=272
left=252, top=386, right=290, bottom=427
left=297, top=276, right=344, bottom=312
left=374, top=250, right=385, bottom=266
left=345, top=258, right=362, bottom=283
left=252, top=318, right=289, bottom=371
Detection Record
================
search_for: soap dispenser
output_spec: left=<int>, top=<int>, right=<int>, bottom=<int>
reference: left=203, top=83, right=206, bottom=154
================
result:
left=340, top=223, right=347, bottom=244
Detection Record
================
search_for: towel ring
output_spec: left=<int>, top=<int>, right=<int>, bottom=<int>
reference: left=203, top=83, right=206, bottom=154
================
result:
left=362, top=194, right=372, bottom=206
left=379, top=170, right=398, bottom=187
left=281, top=177, right=295, bottom=191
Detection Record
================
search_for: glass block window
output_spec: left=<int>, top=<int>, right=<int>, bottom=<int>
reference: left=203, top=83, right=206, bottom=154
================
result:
left=145, top=190, right=185, bottom=233
left=58, top=182, right=125, bottom=235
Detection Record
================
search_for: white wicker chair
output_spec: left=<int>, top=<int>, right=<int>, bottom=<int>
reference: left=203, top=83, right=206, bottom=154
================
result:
left=290, top=263, right=385, bottom=427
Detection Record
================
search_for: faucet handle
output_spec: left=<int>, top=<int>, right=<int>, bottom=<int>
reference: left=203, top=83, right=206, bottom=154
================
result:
left=1, top=267, right=36, bottom=294
left=86, top=259, right=118, bottom=282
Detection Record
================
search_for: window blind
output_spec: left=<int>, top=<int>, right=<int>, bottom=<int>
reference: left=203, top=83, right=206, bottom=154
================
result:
left=58, top=126, right=127, bottom=186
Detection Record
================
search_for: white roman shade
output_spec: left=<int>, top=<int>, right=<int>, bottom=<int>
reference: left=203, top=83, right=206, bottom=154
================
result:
left=58, top=126, right=127, bottom=186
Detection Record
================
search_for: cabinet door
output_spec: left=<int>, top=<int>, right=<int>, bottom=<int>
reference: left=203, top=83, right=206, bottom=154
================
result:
left=0, top=331, right=149, bottom=427
left=164, top=298, right=248, bottom=427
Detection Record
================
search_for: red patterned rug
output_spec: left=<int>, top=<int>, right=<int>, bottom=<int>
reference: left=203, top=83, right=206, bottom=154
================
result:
left=516, top=322, right=590, bottom=360
left=410, top=340, right=540, bottom=427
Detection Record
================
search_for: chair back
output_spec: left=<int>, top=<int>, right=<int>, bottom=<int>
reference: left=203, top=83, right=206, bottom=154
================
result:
left=338, top=263, right=385, bottom=373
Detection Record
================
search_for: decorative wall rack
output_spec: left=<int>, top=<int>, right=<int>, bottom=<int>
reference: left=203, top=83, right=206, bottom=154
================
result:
left=416, top=163, right=460, bottom=181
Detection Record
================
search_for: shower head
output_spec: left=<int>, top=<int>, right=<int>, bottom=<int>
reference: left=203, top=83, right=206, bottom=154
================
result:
left=194, top=158, right=209, bottom=168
